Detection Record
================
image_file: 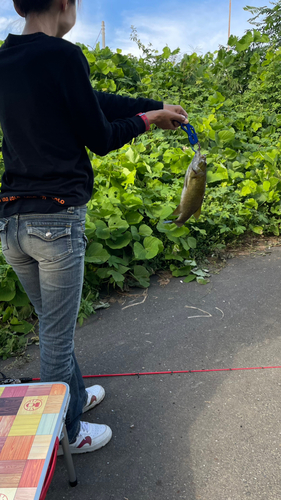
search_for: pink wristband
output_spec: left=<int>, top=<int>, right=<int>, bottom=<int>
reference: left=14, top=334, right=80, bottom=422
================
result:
left=136, top=113, right=150, bottom=131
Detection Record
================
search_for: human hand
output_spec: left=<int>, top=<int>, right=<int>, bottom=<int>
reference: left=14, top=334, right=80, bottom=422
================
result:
left=145, top=109, right=188, bottom=130
left=163, top=103, right=188, bottom=121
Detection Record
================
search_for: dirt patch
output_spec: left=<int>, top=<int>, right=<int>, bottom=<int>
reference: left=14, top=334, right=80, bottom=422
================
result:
left=206, top=234, right=281, bottom=273
left=225, top=233, right=280, bottom=255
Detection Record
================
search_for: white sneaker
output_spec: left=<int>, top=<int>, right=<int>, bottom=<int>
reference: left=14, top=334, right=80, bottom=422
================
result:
left=58, top=421, right=112, bottom=455
left=83, top=385, right=105, bottom=413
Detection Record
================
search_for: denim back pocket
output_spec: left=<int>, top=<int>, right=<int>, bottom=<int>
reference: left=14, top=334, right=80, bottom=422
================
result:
left=0, top=219, right=9, bottom=251
left=26, top=221, right=72, bottom=262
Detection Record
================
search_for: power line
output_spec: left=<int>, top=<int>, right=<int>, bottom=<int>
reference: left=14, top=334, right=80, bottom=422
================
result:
left=94, top=28, right=102, bottom=46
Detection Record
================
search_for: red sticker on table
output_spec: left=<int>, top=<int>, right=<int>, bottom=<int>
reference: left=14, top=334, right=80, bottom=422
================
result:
left=24, top=399, right=43, bottom=411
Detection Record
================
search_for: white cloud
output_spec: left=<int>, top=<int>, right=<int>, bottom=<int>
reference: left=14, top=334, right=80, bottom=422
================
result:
left=0, top=0, right=269, bottom=54
left=110, top=0, right=268, bottom=56
left=0, top=16, right=23, bottom=39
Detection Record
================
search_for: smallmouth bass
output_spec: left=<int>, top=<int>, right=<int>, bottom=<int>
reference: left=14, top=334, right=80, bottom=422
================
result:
left=170, top=148, right=207, bottom=227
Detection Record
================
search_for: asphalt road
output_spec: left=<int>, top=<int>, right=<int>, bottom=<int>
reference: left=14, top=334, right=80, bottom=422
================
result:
left=2, top=247, right=281, bottom=500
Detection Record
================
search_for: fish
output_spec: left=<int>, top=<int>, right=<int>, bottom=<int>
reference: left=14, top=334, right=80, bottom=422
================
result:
left=168, top=147, right=207, bottom=227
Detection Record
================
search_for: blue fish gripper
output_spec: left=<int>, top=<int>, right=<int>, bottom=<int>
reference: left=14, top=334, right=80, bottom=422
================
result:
left=177, top=122, right=199, bottom=151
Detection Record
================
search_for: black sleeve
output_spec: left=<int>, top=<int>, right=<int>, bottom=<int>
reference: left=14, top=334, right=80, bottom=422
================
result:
left=60, top=47, right=148, bottom=157
left=94, top=91, right=163, bottom=122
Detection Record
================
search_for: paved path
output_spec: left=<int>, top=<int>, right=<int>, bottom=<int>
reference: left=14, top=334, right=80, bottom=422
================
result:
left=2, top=247, right=281, bottom=499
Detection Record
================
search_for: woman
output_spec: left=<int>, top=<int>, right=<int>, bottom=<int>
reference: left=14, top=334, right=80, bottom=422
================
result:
left=0, top=0, right=188, bottom=454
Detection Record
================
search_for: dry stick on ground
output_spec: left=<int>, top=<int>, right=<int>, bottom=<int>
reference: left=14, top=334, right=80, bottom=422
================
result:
left=185, top=306, right=212, bottom=319
left=121, top=289, right=148, bottom=310
left=185, top=305, right=225, bottom=319
left=215, top=306, right=225, bottom=319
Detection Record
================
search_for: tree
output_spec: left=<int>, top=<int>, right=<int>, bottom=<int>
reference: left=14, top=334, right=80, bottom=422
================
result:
left=245, top=1, right=281, bottom=47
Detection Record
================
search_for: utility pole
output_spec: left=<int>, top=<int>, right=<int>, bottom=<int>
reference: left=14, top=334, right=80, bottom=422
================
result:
left=101, top=21, right=105, bottom=49
left=228, top=0, right=232, bottom=49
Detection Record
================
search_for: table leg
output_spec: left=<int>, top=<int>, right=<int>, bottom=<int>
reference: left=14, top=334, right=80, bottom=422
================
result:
left=61, top=423, right=78, bottom=487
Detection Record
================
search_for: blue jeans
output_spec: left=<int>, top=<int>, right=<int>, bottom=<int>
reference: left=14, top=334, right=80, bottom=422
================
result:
left=0, top=206, right=88, bottom=442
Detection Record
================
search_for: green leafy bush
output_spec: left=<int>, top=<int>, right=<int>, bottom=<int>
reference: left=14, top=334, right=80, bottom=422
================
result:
left=0, top=20, right=281, bottom=357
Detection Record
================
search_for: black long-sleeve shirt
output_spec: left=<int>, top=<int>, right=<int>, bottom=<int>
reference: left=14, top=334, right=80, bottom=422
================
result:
left=0, top=33, right=163, bottom=216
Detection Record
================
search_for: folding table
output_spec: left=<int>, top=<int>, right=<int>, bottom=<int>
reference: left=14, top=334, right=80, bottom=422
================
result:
left=0, top=382, right=77, bottom=500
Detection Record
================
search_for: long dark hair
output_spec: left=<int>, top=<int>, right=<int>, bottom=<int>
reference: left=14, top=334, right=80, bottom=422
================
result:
left=13, top=0, right=81, bottom=16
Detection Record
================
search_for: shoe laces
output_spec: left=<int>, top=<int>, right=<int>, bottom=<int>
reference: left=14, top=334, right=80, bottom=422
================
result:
left=78, top=421, right=106, bottom=439
left=80, top=421, right=90, bottom=434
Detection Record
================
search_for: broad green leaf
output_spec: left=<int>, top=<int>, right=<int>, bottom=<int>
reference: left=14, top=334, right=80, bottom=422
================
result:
left=95, top=59, right=116, bottom=75
left=208, top=92, right=225, bottom=105
left=187, top=237, right=197, bottom=249
left=85, top=221, right=96, bottom=238
left=224, top=148, right=237, bottom=160
left=95, top=220, right=107, bottom=229
left=0, top=280, right=16, bottom=302
left=133, top=242, right=147, bottom=260
left=172, top=266, right=191, bottom=277
left=228, top=170, right=244, bottom=180
left=121, top=168, right=136, bottom=188
left=107, top=79, right=117, bottom=92
left=240, top=180, right=257, bottom=196
left=217, top=129, right=235, bottom=144
left=184, top=275, right=196, bottom=283
left=139, top=224, right=153, bottom=237
left=167, top=225, right=190, bottom=237
left=165, top=254, right=184, bottom=262
left=2, top=306, right=12, bottom=323
left=131, top=226, right=140, bottom=241
left=9, top=288, right=30, bottom=307
left=192, top=269, right=208, bottom=277
left=117, top=265, right=130, bottom=274
left=162, top=46, right=171, bottom=59
left=207, top=166, right=228, bottom=183
left=228, top=35, right=238, bottom=47
left=141, top=77, right=151, bottom=85
left=251, top=226, right=263, bottom=235
left=108, top=215, right=129, bottom=232
left=236, top=32, right=253, bottom=52
left=106, top=231, right=132, bottom=249
left=85, top=243, right=110, bottom=264
left=251, top=122, right=262, bottom=132
left=122, top=193, right=143, bottom=208
left=133, top=265, right=150, bottom=288
left=143, top=236, right=164, bottom=259
left=18, top=304, right=33, bottom=321
left=133, top=265, right=150, bottom=279
left=110, top=271, right=125, bottom=282
left=245, top=198, right=258, bottom=209
left=159, top=206, right=175, bottom=220
left=263, top=181, right=271, bottom=192
left=108, top=255, right=128, bottom=267
left=96, top=226, right=111, bottom=239
left=10, top=318, right=21, bottom=325
left=11, top=320, right=33, bottom=334
left=126, top=212, right=143, bottom=225
left=97, top=268, right=111, bottom=279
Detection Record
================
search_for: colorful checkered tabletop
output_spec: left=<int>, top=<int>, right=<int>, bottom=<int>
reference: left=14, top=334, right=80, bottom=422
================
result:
left=0, top=382, right=70, bottom=500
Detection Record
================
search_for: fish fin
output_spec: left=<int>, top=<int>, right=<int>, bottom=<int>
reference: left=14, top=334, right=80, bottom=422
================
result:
left=172, top=205, right=181, bottom=216
left=193, top=207, right=201, bottom=220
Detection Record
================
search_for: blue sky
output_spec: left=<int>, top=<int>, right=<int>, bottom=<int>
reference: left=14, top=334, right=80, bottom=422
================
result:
left=0, top=0, right=269, bottom=55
